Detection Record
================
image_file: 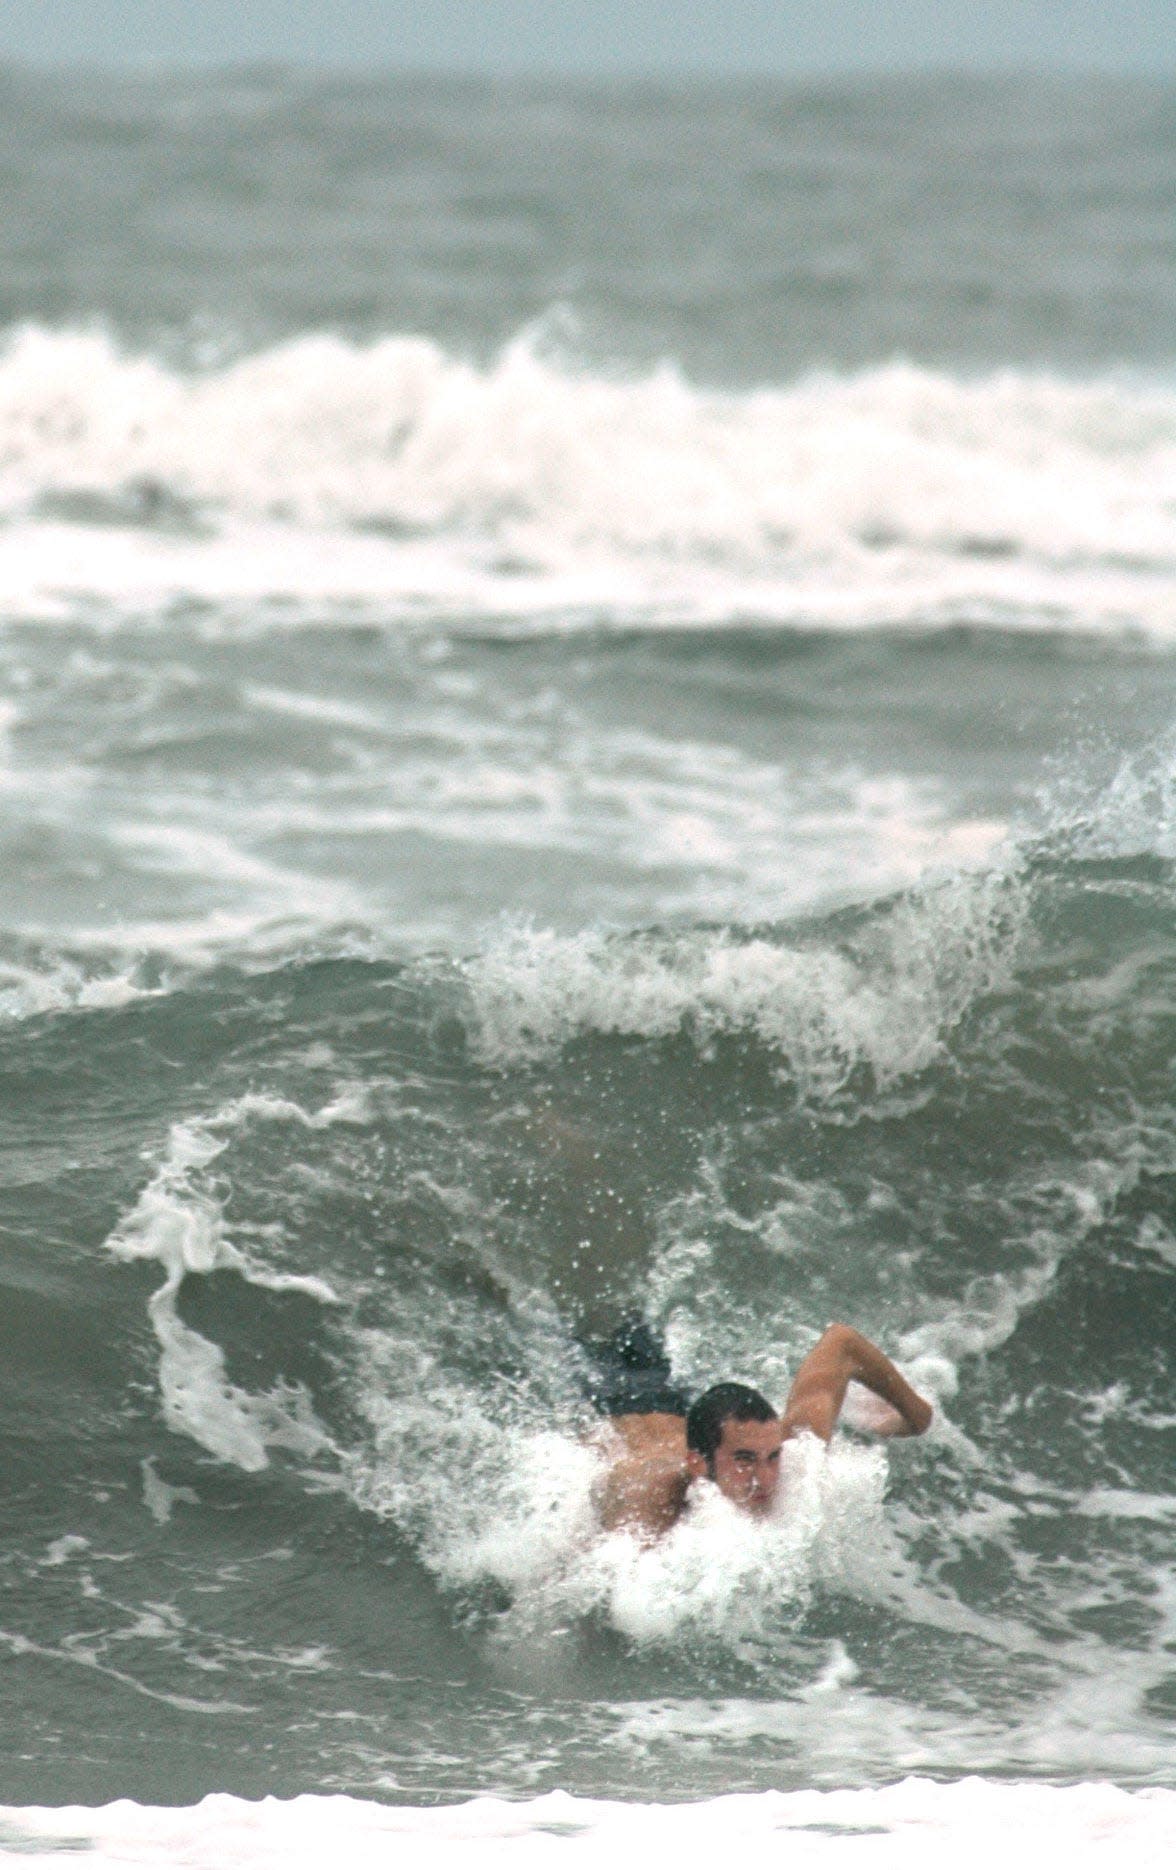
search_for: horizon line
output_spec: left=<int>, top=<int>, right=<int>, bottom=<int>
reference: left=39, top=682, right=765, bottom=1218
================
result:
left=2, top=55, right=1173, bottom=83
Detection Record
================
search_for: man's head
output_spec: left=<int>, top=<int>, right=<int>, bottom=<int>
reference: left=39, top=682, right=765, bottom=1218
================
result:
left=685, top=1382, right=782, bottom=1515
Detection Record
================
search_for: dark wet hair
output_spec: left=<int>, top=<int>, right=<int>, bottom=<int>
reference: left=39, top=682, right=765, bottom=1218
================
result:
left=686, top=1382, right=777, bottom=1464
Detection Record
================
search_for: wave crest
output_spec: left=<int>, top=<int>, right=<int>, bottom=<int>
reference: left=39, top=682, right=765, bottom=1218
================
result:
left=464, top=859, right=1025, bottom=1098
left=3, top=323, right=1175, bottom=631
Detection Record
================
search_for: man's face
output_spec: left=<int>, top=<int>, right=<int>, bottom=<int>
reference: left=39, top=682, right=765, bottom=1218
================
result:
left=709, top=1415, right=783, bottom=1514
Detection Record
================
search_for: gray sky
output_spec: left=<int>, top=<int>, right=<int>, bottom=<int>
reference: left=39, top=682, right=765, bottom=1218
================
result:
left=1, top=1, right=1172, bottom=76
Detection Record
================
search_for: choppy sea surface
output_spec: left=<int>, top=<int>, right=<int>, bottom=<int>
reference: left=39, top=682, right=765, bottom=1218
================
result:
left=0, top=67, right=1174, bottom=1836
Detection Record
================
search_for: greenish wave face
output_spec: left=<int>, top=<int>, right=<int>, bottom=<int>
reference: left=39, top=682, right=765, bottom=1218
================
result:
left=1, top=828, right=1174, bottom=1802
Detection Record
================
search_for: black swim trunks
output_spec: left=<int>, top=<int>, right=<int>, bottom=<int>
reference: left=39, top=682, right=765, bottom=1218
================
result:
left=577, top=1318, right=692, bottom=1418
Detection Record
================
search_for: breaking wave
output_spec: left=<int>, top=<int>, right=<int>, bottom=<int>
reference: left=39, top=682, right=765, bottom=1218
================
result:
left=3, top=322, right=1175, bottom=632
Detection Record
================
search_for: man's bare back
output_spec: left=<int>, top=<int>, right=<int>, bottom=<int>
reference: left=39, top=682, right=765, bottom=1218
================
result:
left=593, top=1323, right=933, bottom=1540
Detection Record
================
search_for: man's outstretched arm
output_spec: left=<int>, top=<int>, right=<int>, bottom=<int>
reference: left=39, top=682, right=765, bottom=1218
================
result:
left=781, top=1323, right=933, bottom=1444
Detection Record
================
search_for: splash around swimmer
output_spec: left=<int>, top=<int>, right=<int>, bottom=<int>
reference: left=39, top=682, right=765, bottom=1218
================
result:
left=585, top=1322, right=933, bottom=1541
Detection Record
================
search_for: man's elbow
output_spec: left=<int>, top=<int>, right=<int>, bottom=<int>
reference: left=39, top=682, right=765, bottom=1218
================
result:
left=821, top=1321, right=865, bottom=1372
left=820, top=1320, right=858, bottom=1354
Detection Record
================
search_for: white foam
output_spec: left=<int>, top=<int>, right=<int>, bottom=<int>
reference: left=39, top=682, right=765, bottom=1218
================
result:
left=0, top=950, right=166, bottom=1023
left=895, top=1136, right=1171, bottom=1405
left=0, top=1781, right=1172, bottom=1869
left=1044, top=725, right=1176, bottom=864
left=350, top=1335, right=894, bottom=1648
left=40, top=1535, right=90, bottom=1569
left=463, top=856, right=1025, bottom=1096
left=0, top=1628, right=256, bottom=1719
left=140, top=1457, right=201, bottom=1526
left=557, top=1436, right=892, bottom=1646
left=106, top=1094, right=365, bottom=1471
left=608, top=1645, right=1176, bottom=1784
left=1076, top=1489, right=1176, bottom=1522
left=2, top=324, right=1175, bottom=635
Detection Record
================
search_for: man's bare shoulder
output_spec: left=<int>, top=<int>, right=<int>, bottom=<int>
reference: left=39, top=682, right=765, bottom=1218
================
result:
left=590, top=1411, right=690, bottom=1539
left=599, top=1410, right=687, bottom=1456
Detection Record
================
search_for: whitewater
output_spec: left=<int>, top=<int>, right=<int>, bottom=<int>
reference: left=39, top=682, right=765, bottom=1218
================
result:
left=0, top=64, right=1173, bottom=1867
left=3, top=323, right=1176, bottom=638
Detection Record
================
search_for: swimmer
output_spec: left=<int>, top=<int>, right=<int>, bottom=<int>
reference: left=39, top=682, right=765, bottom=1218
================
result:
left=589, top=1322, right=933, bottom=1540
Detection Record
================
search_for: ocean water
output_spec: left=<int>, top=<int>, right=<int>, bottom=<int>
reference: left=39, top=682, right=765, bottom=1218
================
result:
left=0, top=66, right=1174, bottom=1841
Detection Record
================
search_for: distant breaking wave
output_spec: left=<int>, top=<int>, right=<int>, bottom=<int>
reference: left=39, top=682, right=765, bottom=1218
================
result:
left=2, top=321, right=1175, bottom=634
